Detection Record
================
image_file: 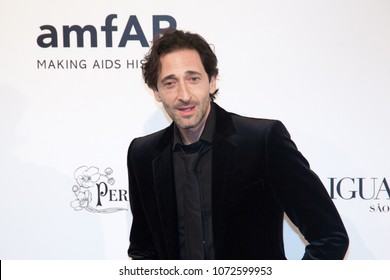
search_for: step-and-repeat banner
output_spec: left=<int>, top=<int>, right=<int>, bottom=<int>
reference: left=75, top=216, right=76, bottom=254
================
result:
left=1, top=0, right=389, bottom=259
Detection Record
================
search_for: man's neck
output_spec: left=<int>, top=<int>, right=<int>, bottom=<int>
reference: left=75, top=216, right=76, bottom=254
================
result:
left=178, top=121, right=207, bottom=145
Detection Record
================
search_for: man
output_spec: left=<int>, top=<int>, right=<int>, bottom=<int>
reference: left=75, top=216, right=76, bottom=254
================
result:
left=127, top=29, right=349, bottom=259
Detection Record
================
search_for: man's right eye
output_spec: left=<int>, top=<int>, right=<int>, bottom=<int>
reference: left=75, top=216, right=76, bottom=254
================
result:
left=163, top=81, right=175, bottom=88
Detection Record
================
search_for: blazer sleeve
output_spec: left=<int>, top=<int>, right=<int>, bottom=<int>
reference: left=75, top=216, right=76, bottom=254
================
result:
left=127, top=139, right=158, bottom=259
left=267, top=121, right=349, bottom=259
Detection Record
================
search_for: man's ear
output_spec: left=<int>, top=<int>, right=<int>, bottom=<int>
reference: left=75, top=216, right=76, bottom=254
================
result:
left=153, top=89, right=162, bottom=102
left=209, top=76, right=217, bottom=93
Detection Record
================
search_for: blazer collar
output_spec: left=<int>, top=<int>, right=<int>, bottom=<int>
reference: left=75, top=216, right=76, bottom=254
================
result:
left=210, top=103, right=238, bottom=256
left=213, top=102, right=236, bottom=139
left=152, top=138, right=180, bottom=259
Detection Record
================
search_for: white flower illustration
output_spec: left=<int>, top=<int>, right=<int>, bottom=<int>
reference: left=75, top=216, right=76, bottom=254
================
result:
left=71, top=165, right=127, bottom=213
left=74, top=166, right=101, bottom=188
left=70, top=185, right=92, bottom=211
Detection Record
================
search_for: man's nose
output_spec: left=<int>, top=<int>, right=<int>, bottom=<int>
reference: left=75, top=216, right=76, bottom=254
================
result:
left=177, top=82, right=191, bottom=102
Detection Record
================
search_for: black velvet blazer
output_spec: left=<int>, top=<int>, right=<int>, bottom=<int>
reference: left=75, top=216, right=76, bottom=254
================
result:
left=127, top=102, right=349, bottom=259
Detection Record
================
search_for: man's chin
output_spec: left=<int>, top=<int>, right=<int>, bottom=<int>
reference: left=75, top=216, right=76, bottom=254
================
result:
left=176, top=122, right=196, bottom=130
left=174, top=118, right=199, bottom=130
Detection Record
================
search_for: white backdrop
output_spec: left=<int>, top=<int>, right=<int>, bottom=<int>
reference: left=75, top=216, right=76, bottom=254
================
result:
left=1, top=0, right=389, bottom=259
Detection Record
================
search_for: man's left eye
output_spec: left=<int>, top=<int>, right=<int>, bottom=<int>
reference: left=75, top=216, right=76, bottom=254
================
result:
left=190, top=77, right=200, bottom=82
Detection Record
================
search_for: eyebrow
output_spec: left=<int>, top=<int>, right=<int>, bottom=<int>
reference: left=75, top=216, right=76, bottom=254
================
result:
left=159, top=70, right=202, bottom=84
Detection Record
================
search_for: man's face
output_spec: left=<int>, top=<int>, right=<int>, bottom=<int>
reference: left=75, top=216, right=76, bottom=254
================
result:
left=153, top=49, right=216, bottom=132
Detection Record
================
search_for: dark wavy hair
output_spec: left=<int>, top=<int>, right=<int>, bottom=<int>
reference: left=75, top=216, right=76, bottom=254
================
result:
left=142, top=29, right=219, bottom=101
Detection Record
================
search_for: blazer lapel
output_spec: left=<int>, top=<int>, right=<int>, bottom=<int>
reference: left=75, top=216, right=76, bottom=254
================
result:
left=152, top=125, right=180, bottom=259
left=211, top=103, right=238, bottom=256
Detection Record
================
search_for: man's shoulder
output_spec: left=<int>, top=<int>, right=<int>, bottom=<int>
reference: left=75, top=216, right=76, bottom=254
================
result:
left=227, top=110, right=282, bottom=133
left=231, top=112, right=278, bottom=126
left=213, top=102, right=286, bottom=138
left=215, top=102, right=278, bottom=125
left=128, top=124, right=173, bottom=156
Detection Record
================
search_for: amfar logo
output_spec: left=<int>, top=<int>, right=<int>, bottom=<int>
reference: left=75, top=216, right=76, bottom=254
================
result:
left=37, top=14, right=177, bottom=48
left=71, top=166, right=128, bottom=213
left=329, top=177, right=390, bottom=213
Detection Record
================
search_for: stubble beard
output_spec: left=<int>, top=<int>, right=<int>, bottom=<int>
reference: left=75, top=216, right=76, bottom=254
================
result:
left=166, top=100, right=210, bottom=131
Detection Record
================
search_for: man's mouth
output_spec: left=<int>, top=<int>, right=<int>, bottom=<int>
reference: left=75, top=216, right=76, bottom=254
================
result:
left=178, top=106, right=195, bottom=113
